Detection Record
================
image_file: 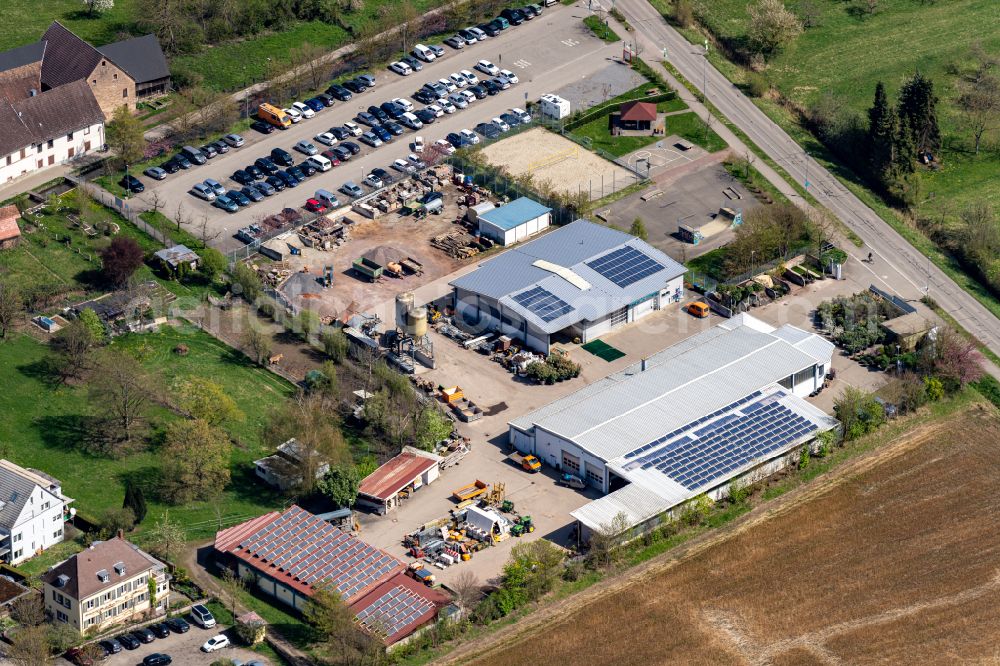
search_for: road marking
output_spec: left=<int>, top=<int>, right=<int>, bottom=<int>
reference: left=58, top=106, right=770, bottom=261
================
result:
left=561, top=38, right=580, bottom=47
left=513, top=59, right=531, bottom=68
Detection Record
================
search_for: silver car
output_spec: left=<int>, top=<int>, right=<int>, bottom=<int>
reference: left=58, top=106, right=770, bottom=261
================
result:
left=191, top=182, right=216, bottom=201
left=222, top=133, right=244, bottom=147
left=294, top=140, right=318, bottom=156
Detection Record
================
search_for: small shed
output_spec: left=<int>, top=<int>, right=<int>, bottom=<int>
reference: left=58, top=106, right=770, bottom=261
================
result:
left=618, top=101, right=657, bottom=131
left=477, top=197, right=551, bottom=246
left=0, top=205, right=22, bottom=249
left=356, top=448, right=442, bottom=514
left=154, top=244, right=199, bottom=272
left=464, top=505, right=510, bottom=542
left=880, top=302, right=938, bottom=352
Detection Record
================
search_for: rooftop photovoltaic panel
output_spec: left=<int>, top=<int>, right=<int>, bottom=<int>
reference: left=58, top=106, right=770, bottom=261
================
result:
left=585, top=245, right=664, bottom=287
left=356, top=586, right=435, bottom=638
left=511, top=286, right=574, bottom=322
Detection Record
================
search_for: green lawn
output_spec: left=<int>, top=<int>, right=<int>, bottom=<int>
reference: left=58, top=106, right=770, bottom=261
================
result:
left=0, top=1, right=135, bottom=51
left=0, top=327, right=295, bottom=543
left=583, top=15, right=621, bottom=43
left=573, top=108, right=725, bottom=157
left=686, top=246, right=729, bottom=282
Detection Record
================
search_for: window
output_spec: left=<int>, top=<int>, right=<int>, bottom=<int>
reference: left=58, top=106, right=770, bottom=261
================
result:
left=101, top=60, right=106, bottom=66
left=122, top=88, right=128, bottom=98
left=13, top=533, right=21, bottom=543
left=53, top=513, right=60, bottom=522
left=47, top=155, right=54, bottom=165
left=66, top=132, right=73, bottom=141
left=12, top=549, right=21, bottom=559
left=85, top=598, right=96, bottom=610
left=5, top=155, right=10, bottom=166
left=56, top=611, right=68, bottom=623
left=20, top=148, right=25, bottom=159
left=67, top=147, right=74, bottom=158
left=46, top=140, right=53, bottom=150
left=91, top=79, right=96, bottom=85
left=53, top=529, right=62, bottom=539
left=113, top=73, right=118, bottom=80
left=35, top=144, right=41, bottom=154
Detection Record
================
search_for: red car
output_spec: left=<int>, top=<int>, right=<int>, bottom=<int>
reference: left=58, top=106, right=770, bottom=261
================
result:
left=320, top=149, right=341, bottom=166
left=304, top=198, right=327, bottom=213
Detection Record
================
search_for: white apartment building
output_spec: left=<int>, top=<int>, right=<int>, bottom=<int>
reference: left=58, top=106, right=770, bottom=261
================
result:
left=0, top=460, right=73, bottom=566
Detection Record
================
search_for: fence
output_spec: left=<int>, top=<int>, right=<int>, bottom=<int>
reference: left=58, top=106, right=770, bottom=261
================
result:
left=74, top=178, right=175, bottom=248
left=563, top=91, right=679, bottom=132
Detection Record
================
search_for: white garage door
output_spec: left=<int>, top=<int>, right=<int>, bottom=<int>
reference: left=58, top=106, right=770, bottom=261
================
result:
left=562, top=451, right=581, bottom=474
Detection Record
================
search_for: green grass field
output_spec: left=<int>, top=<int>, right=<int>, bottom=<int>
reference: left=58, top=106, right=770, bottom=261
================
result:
left=583, top=15, right=621, bottom=43
left=573, top=109, right=725, bottom=157
left=0, top=0, right=135, bottom=51
left=0, top=326, right=295, bottom=542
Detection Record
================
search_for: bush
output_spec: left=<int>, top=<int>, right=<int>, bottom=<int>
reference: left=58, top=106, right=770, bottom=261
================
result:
left=747, top=71, right=770, bottom=97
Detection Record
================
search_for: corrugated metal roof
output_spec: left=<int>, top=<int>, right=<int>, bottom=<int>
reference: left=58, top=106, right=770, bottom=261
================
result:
left=452, top=220, right=686, bottom=333
left=478, top=197, right=551, bottom=231
left=570, top=482, right=674, bottom=531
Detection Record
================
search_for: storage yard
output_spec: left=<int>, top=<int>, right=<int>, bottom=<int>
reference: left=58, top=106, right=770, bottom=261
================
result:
left=463, top=404, right=1000, bottom=665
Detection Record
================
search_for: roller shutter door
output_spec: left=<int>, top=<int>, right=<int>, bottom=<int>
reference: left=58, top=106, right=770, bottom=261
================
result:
left=561, top=450, right=580, bottom=474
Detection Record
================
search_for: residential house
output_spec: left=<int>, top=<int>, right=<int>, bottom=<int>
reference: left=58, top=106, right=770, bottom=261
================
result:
left=0, top=204, right=20, bottom=248
left=254, top=439, right=330, bottom=491
left=41, top=537, right=169, bottom=633
left=0, top=460, right=73, bottom=566
left=97, top=34, right=171, bottom=100
left=215, top=506, right=451, bottom=645
left=0, top=79, right=105, bottom=184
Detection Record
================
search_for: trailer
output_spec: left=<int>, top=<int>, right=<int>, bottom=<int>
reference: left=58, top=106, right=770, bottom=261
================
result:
left=352, top=257, right=383, bottom=282
left=400, top=257, right=424, bottom=275
left=452, top=480, right=489, bottom=502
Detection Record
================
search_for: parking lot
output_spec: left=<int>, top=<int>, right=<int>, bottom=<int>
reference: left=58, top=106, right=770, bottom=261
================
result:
left=133, top=4, right=622, bottom=253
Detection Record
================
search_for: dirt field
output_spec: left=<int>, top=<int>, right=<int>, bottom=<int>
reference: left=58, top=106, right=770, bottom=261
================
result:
left=481, top=128, right=638, bottom=199
left=454, top=403, right=1000, bottom=665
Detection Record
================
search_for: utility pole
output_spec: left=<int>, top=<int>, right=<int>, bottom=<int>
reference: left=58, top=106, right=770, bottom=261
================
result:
left=703, top=40, right=709, bottom=99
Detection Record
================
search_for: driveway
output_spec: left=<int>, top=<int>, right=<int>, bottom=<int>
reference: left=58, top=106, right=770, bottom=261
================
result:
left=133, top=4, right=622, bottom=253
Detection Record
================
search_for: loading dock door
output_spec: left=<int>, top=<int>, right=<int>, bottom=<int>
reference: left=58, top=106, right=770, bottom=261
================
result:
left=585, top=462, right=604, bottom=489
left=561, top=451, right=581, bottom=474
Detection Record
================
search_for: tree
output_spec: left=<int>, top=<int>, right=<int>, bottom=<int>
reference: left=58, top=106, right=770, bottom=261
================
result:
left=10, top=594, right=45, bottom=627
left=746, top=0, right=803, bottom=56
left=413, top=404, right=452, bottom=451
left=303, top=587, right=367, bottom=662
left=219, top=568, right=247, bottom=622
left=89, top=350, right=154, bottom=453
left=452, top=571, right=482, bottom=614
left=0, top=280, right=23, bottom=339
left=863, top=0, right=879, bottom=14
left=123, top=479, right=148, bottom=525
left=199, top=247, right=227, bottom=280
left=145, top=511, right=186, bottom=562
left=232, top=263, right=262, bottom=302
left=6, top=624, right=49, bottom=666
left=100, top=236, right=145, bottom=287
left=508, top=539, right=564, bottom=599
left=242, top=324, right=272, bottom=366
left=52, top=318, right=98, bottom=379
left=100, top=506, right=136, bottom=538
left=629, top=217, right=648, bottom=241
left=798, top=0, right=821, bottom=27
left=105, top=105, right=146, bottom=168
left=867, top=81, right=897, bottom=180
left=163, top=419, right=232, bottom=503
left=83, top=0, right=114, bottom=16
left=317, top=465, right=360, bottom=508
left=321, top=328, right=349, bottom=363
left=921, top=327, right=984, bottom=392
left=674, top=0, right=694, bottom=27
left=897, top=71, right=941, bottom=153
left=78, top=307, right=106, bottom=343
left=306, top=361, right=339, bottom=398
left=266, top=394, right=350, bottom=492
left=174, top=377, right=243, bottom=426
left=958, top=73, right=1000, bottom=155
left=296, top=309, right=321, bottom=341
left=587, top=512, right=629, bottom=569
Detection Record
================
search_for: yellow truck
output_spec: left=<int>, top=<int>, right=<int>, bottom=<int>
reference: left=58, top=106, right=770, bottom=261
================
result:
left=258, top=103, right=291, bottom=129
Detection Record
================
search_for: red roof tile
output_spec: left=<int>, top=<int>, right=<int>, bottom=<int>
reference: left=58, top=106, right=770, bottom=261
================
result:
left=620, top=100, right=657, bottom=122
left=0, top=205, right=20, bottom=242
left=358, top=452, right=437, bottom=501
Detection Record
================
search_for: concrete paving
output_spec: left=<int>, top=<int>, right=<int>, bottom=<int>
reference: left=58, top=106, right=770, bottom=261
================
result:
left=132, top=5, right=623, bottom=253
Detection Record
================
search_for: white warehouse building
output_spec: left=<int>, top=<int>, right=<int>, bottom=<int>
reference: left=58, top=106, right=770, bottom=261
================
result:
left=507, top=314, right=839, bottom=540
left=450, top=220, right=686, bottom=353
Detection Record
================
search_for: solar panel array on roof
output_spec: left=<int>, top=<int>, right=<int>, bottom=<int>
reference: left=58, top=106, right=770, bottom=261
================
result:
left=355, top=585, right=434, bottom=638
left=585, top=245, right=664, bottom=287
left=511, top=286, right=574, bottom=322
left=628, top=391, right=817, bottom=490
left=239, top=507, right=397, bottom=599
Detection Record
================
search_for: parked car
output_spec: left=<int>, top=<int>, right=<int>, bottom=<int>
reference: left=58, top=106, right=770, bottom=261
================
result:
left=426, top=104, right=444, bottom=118
left=342, top=121, right=363, bottom=137
left=131, top=627, right=156, bottom=644
left=254, top=180, right=276, bottom=196
left=415, top=108, right=437, bottom=124
left=401, top=55, right=424, bottom=72
left=434, top=138, right=457, bottom=154
left=476, top=122, right=502, bottom=139
left=460, top=128, right=480, bottom=145
left=227, top=189, right=251, bottom=207
left=413, top=136, right=425, bottom=152
left=255, top=157, right=279, bottom=174
left=251, top=120, right=275, bottom=134
left=481, top=79, right=501, bottom=95
left=359, top=132, right=383, bottom=147
left=100, top=639, right=123, bottom=654
left=468, top=26, right=488, bottom=41
left=341, top=140, right=362, bottom=154
left=201, top=635, right=230, bottom=653
left=343, top=78, right=367, bottom=93
left=244, top=164, right=264, bottom=180
left=521, top=4, right=538, bottom=18
left=174, top=154, right=194, bottom=169
left=316, top=93, right=336, bottom=107
left=372, top=125, right=392, bottom=143
left=213, top=195, right=238, bottom=213
left=294, top=140, right=318, bottom=155
left=423, top=81, right=448, bottom=98
left=356, top=111, right=380, bottom=127
left=265, top=175, right=287, bottom=191
left=190, top=604, right=216, bottom=629
left=478, top=22, right=501, bottom=37
left=379, top=101, right=405, bottom=119
left=142, top=654, right=172, bottom=666
left=392, top=158, right=416, bottom=173
left=291, top=101, right=315, bottom=119
left=499, top=69, right=519, bottom=84
left=119, top=175, right=144, bottom=194
left=287, top=165, right=306, bottom=181
left=468, top=84, right=488, bottom=99
left=241, top=185, right=264, bottom=202
left=304, top=97, right=326, bottom=112
left=144, top=166, right=167, bottom=180
left=304, top=198, right=327, bottom=213
left=447, top=73, right=468, bottom=90
left=407, top=153, right=427, bottom=169
left=165, top=617, right=190, bottom=634
left=223, top=133, right=245, bottom=147
left=320, top=149, right=342, bottom=165
left=160, top=159, right=180, bottom=174
left=389, top=61, right=413, bottom=76
left=328, top=126, right=349, bottom=141
left=357, top=74, right=376, bottom=88
left=413, top=44, right=436, bottom=62
left=364, top=172, right=385, bottom=189
left=428, top=44, right=444, bottom=58
left=181, top=145, right=207, bottom=164
left=340, top=181, right=364, bottom=197
left=149, top=623, right=171, bottom=639
left=444, top=35, right=465, bottom=49
left=438, top=99, right=457, bottom=114
left=491, top=76, right=511, bottom=90
left=491, top=116, right=510, bottom=132
left=271, top=147, right=294, bottom=166
left=191, top=182, right=216, bottom=201
left=501, top=111, right=522, bottom=128
left=367, top=105, right=389, bottom=122
left=211, top=139, right=230, bottom=154
left=332, top=145, right=353, bottom=161
left=66, top=647, right=94, bottom=666
left=383, top=121, right=405, bottom=136
left=200, top=143, right=218, bottom=159
left=494, top=16, right=510, bottom=30
left=277, top=171, right=299, bottom=188
left=231, top=169, right=255, bottom=185
left=327, top=84, right=353, bottom=101
left=511, top=107, right=531, bottom=124
left=413, top=88, right=437, bottom=104
left=117, top=634, right=141, bottom=650
left=458, top=28, right=479, bottom=44
left=204, top=178, right=226, bottom=196
left=400, top=112, right=423, bottom=130
left=460, top=89, right=477, bottom=105
left=501, top=8, right=525, bottom=25
left=297, top=161, right=316, bottom=177
left=446, top=132, right=470, bottom=148
left=284, top=107, right=302, bottom=123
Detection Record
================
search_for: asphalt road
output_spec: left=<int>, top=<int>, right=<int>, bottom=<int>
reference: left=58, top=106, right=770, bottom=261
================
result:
left=614, top=0, right=1000, bottom=361
left=136, top=4, right=619, bottom=253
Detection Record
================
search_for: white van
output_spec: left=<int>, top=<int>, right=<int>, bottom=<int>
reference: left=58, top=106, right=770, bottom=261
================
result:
left=306, top=155, right=332, bottom=172
left=413, top=44, right=436, bottom=63
left=414, top=136, right=424, bottom=152
left=315, top=189, right=340, bottom=209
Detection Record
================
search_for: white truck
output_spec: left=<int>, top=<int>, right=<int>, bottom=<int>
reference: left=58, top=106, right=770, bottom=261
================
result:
left=539, top=93, right=570, bottom=120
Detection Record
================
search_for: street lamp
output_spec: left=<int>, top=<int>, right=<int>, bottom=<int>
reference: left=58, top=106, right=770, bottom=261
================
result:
left=124, top=163, right=129, bottom=200
left=702, top=39, right=709, bottom=100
